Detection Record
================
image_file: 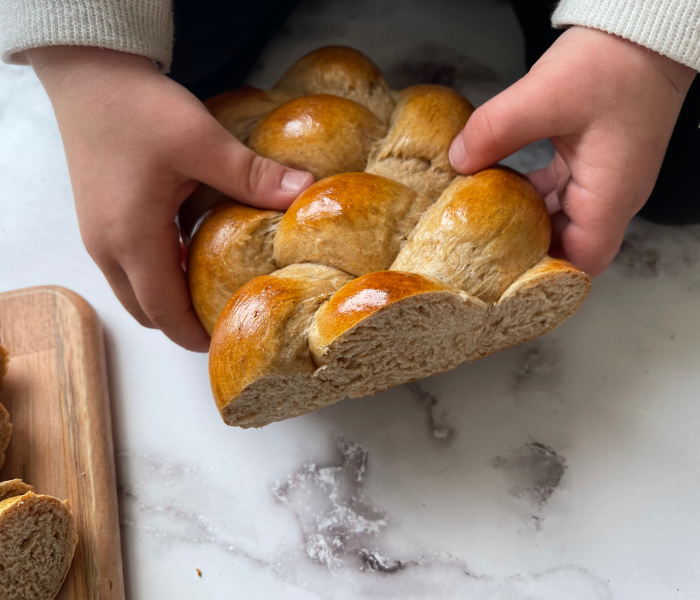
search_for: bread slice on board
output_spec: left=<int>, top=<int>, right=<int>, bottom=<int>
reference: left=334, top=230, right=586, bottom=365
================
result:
left=0, top=480, right=34, bottom=502
left=0, top=492, right=78, bottom=600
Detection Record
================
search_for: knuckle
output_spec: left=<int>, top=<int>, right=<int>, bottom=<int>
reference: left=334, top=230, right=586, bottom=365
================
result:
left=246, top=155, right=277, bottom=197
left=468, top=107, right=502, bottom=157
left=145, top=309, right=178, bottom=330
left=130, top=310, right=157, bottom=329
left=141, top=297, right=189, bottom=332
left=80, top=228, right=112, bottom=265
left=565, top=223, right=622, bottom=277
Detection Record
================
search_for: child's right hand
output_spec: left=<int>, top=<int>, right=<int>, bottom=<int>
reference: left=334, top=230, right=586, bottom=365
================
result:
left=28, top=46, right=314, bottom=352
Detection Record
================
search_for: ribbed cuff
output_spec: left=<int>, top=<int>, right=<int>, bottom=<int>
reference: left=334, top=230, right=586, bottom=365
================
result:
left=0, top=0, right=174, bottom=72
left=552, top=0, right=700, bottom=72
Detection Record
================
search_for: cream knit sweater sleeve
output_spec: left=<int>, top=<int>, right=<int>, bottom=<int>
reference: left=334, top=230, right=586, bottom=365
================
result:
left=0, top=0, right=174, bottom=71
left=552, top=0, right=700, bottom=71
left=0, top=1, right=698, bottom=74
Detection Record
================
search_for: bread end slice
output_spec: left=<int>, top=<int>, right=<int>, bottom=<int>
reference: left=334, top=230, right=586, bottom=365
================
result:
left=210, top=264, right=352, bottom=427
left=476, top=257, right=591, bottom=359
left=220, top=373, right=331, bottom=429
left=0, top=492, right=78, bottom=600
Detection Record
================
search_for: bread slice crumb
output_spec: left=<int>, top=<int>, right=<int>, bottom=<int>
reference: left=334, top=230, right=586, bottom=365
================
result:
left=0, top=492, right=78, bottom=600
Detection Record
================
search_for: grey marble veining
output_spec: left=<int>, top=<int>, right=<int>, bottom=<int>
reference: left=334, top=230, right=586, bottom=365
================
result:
left=2, top=0, right=700, bottom=598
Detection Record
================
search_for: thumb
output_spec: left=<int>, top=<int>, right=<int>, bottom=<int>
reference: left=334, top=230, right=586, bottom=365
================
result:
left=184, top=118, right=315, bottom=211
left=449, top=74, right=580, bottom=174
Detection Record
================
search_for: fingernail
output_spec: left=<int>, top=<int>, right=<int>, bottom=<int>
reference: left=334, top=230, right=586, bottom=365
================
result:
left=449, top=134, right=467, bottom=169
left=281, top=170, right=310, bottom=194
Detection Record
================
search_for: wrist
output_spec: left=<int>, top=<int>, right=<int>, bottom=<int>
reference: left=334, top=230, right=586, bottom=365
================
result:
left=27, top=46, right=157, bottom=98
left=570, top=26, right=695, bottom=96
left=643, top=45, right=696, bottom=96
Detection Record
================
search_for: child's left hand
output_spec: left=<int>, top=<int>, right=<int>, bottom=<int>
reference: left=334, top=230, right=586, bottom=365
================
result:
left=449, top=26, right=695, bottom=276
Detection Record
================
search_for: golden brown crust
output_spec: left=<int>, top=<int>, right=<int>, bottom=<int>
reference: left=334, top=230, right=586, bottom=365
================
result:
left=501, top=256, right=591, bottom=295
left=210, top=275, right=311, bottom=411
left=0, top=480, right=34, bottom=502
left=0, top=491, right=22, bottom=511
left=205, top=86, right=298, bottom=144
left=209, top=264, right=352, bottom=414
left=179, top=185, right=228, bottom=244
left=187, top=200, right=283, bottom=336
left=274, top=172, right=434, bottom=276
left=273, top=46, right=395, bottom=123
left=366, top=84, right=475, bottom=199
left=309, top=270, right=452, bottom=351
left=391, top=167, right=551, bottom=303
left=249, top=94, right=387, bottom=180
left=179, top=88, right=297, bottom=241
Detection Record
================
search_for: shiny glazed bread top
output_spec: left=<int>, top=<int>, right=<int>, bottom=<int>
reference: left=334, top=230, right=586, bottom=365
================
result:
left=181, top=46, right=591, bottom=428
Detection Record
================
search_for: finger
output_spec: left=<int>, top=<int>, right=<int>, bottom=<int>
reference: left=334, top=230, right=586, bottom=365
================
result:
left=178, top=118, right=314, bottom=211
left=559, top=221, right=626, bottom=277
left=83, top=239, right=156, bottom=328
left=528, top=163, right=558, bottom=197
left=544, top=190, right=561, bottom=216
left=449, top=75, right=583, bottom=174
left=528, top=151, right=569, bottom=197
left=101, top=263, right=156, bottom=329
left=121, top=219, right=211, bottom=352
left=556, top=179, right=632, bottom=276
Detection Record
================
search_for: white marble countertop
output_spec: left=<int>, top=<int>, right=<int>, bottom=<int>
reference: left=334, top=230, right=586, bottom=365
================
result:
left=2, top=0, right=700, bottom=598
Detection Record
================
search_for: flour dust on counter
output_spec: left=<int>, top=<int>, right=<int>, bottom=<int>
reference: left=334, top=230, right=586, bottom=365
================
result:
left=271, top=436, right=390, bottom=570
left=118, top=436, right=613, bottom=600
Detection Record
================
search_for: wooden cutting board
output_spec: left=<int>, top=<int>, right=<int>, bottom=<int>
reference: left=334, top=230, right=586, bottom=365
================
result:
left=0, top=286, right=125, bottom=600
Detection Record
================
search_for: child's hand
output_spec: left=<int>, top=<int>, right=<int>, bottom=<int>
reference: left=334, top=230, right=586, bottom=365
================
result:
left=29, top=46, right=314, bottom=352
left=449, top=26, right=695, bottom=276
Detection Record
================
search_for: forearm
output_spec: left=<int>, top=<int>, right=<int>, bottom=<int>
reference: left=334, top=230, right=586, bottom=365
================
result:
left=553, top=0, right=700, bottom=72
left=0, top=0, right=174, bottom=71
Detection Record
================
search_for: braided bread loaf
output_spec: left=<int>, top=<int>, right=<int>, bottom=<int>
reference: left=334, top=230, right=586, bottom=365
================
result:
left=182, top=46, right=590, bottom=429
